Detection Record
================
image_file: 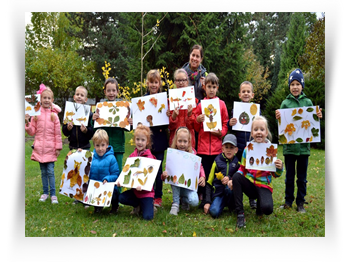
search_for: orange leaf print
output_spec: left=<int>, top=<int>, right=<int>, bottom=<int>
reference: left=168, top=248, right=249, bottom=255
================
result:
left=291, top=109, right=297, bottom=116
left=97, top=103, right=103, bottom=108
left=284, top=123, right=296, bottom=136
left=247, top=143, right=254, bottom=151
left=96, top=118, right=106, bottom=125
left=266, top=145, right=277, bottom=158
left=137, top=99, right=145, bottom=112
left=149, top=97, right=158, bottom=107
left=94, top=182, right=100, bottom=189
left=34, top=102, right=41, bottom=112
left=301, top=120, right=310, bottom=130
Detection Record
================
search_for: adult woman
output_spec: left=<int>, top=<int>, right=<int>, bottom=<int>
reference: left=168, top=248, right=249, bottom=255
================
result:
left=182, top=44, right=207, bottom=101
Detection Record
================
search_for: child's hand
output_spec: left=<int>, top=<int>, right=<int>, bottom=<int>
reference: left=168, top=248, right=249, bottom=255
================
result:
left=92, top=112, right=100, bottom=120
left=204, top=203, right=210, bottom=214
left=221, top=176, right=229, bottom=185
left=187, top=105, right=193, bottom=117
left=172, top=107, right=179, bottom=120
left=161, top=171, right=168, bottom=181
left=80, top=123, right=87, bottom=133
left=166, top=109, right=171, bottom=117
left=103, top=179, right=107, bottom=185
left=67, top=122, right=73, bottom=131
left=196, top=114, right=205, bottom=123
left=198, top=176, right=205, bottom=187
left=136, top=186, right=142, bottom=191
left=25, top=114, right=30, bottom=123
left=77, top=148, right=83, bottom=152
left=275, top=109, right=281, bottom=119
left=274, top=159, right=283, bottom=170
left=128, top=117, right=133, bottom=126
left=116, top=181, right=121, bottom=187
left=211, top=129, right=222, bottom=137
left=227, top=180, right=233, bottom=190
left=55, top=150, right=60, bottom=157
left=229, top=118, right=237, bottom=126
left=317, top=108, right=323, bottom=119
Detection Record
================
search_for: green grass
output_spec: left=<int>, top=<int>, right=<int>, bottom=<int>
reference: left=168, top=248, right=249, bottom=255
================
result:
left=25, top=132, right=325, bottom=237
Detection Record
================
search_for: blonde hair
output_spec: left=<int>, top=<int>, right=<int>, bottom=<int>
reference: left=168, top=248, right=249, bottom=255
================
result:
left=146, top=69, right=163, bottom=93
left=34, top=88, right=57, bottom=122
left=76, top=86, right=88, bottom=97
left=134, top=124, right=153, bottom=149
left=92, top=129, right=109, bottom=145
left=171, top=127, right=192, bottom=153
left=251, top=116, right=272, bottom=141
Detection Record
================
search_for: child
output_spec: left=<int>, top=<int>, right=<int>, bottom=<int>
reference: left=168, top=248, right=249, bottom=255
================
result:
left=25, top=88, right=62, bottom=204
left=161, top=126, right=206, bottom=215
left=227, top=81, right=257, bottom=209
left=117, top=124, right=156, bottom=220
left=144, top=70, right=169, bottom=208
left=229, top=116, right=283, bottom=228
left=88, top=129, right=120, bottom=214
left=275, top=68, right=322, bottom=213
left=62, top=86, right=94, bottom=151
left=92, top=78, right=132, bottom=172
left=203, top=134, right=239, bottom=218
left=194, top=72, right=229, bottom=207
left=169, top=68, right=197, bottom=149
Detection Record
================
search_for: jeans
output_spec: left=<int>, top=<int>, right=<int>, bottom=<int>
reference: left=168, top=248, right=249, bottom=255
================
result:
left=209, top=186, right=234, bottom=218
left=171, top=185, right=199, bottom=207
left=119, top=189, right=154, bottom=220
left=152, top=151, right=165, bottom=199
left=284, top=155, right=309, bottom=206
left=39, top=162, right=56, bottom=196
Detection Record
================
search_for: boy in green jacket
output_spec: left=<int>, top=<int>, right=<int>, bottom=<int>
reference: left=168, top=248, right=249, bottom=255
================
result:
left=275, top=68, right=322, bottom=213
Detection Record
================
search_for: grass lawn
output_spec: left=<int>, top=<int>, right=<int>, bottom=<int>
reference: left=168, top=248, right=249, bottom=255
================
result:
left=25, top=131, right=325, bottom=237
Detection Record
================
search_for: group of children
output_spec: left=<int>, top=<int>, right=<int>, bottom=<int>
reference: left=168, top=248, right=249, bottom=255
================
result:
left=25, top=66, right=322, bottom=228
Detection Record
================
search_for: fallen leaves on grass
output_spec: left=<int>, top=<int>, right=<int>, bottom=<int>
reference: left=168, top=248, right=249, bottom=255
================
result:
left=90, top=230, right=97, bottom=234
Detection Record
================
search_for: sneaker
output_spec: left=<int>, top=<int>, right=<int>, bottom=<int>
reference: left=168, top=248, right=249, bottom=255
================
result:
left=72, top=200, right=80, bottom=205
left=84, top=205, right=90, bottom=209
left=51, top=196, right=59, bottom=204
left=169, top=203, right=179, bottom=215
left=39, top=194, right=48, bottom=202
left=181, top=201, right=190, bottom=211
left=280, top=203, right=292, bottom=209
left=297, top=202, right=307, bottom=213
left=249, top=199, right=257, bottom=209
left=130, top=206, right=141, bottom=216
left=154, top=198, right=162, bottom=207
left=236, top=213, right=246, bottom=228
left=94, top=207, right=103, bottom=213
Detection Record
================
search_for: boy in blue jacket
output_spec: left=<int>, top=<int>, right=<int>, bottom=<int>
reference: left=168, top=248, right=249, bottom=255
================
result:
left=89, top=129, right=120, bottom=214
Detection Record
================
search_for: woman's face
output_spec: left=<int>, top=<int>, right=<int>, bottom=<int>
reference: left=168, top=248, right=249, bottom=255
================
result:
left=189, top=49, right=202, bottom=71
left=174, top=72, right=189, bottom=88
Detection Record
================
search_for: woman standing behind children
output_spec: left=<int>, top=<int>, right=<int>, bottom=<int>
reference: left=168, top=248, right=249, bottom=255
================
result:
left=161, top=127, right=206, bottom=215
left=169, top=68, right=197, bottom=149
left=25, top=88, right=62, bottom=204
left=229, top=116, right=283, bottom=228
left=144, top=69, right=169, bottom=208
left=117, top=124, right=156, bottom=220
left=275, top=68, right=322, bottom=213
left=194, top=72, right=229, bottom=207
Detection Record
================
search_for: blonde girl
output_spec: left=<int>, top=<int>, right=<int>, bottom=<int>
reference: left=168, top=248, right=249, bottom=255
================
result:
left=25, top=88, right=62, bottom=204
left=161, top=127, right=206, bottom=215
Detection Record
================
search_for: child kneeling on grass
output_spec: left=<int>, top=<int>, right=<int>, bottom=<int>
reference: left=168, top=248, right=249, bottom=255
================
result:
left=88, top=129, right=120, bottom=214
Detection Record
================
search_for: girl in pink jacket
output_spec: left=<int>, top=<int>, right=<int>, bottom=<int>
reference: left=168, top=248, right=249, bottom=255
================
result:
left=25, top=88, right=62, bottom=204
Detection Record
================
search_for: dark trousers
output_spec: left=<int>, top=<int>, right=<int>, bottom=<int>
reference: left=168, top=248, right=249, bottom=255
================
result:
left=284, top=154, right=309, bottom=206
left=198, top=154, right=218, bottom=196
left=119, top=189, right=154, bottom=220
left=152, top=150, right=165, bottom=199
left=232, top=172, right=273, bottom=215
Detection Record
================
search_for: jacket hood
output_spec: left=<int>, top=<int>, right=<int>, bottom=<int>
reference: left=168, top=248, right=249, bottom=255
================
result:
left=93, top=145, right=114, bottom=160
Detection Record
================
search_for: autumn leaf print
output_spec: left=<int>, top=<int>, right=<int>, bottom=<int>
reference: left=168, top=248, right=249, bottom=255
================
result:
left=136, top=99, right=145, bottom=112
left=247, top=143, right=254, bottom=151
left=149, top=97, right=158, bottom=107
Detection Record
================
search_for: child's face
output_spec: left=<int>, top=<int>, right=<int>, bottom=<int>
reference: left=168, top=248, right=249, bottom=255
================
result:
left=104, top=83, right=118, bottom=101
left=135, top=133, right=148, bottom=152
left=74, top=88, right=88, bottom=104
left=176, top=130, right=190, bottom=151
left=251, top=120, right=268, bottom=143
left=94, top=140, right=108, bottom=157
left=148, top=79, right=161, bottom=95
left=239, top=84, right=254, bottom=102
left=174, top=72, right=189, bottom=88
left=40, top=91, right=53, bottom=108
left=222, top=143, right=238, bottom=160
left=189, top=49, right=202, bottom=71
left=205, top=82, right=218, bottom=99
left=289, top=80, right=302, bottom=97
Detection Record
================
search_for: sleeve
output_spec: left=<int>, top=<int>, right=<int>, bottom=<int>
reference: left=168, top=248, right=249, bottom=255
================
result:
left=104, top=157, right=120, bottom=182
left=237, top=147, right=248, bottom=175
left=220, top=101, right=229, bottom=137
left=193, top=103, right=202, bottom=132
left=168, top=110, right=178, bottom=131
left=85, top=112, right=95, bottom=140
left=62, top=123, right=71, bottom=137
left=52, top=103, right=62, bottom=114
left=25, top=119, right=37, bottom=136
left=272, top=166, right=284, bottom=178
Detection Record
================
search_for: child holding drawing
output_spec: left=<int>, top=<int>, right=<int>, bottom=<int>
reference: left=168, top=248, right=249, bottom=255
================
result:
left=25, top=87, right=62, bottom=204
left=275, top=68, right=322, bottom=213
left=62, top=86, right=94, bottom=151
left=144, top=69, right=169, bottom=208
left=117, top=124, right=156, bottom=220
left=229, top=116, right=283, bottom=228
left=88, top=129, right=120, bottom=214
left=194, top=72, right=229, bottom=207
left=92, top=78, right=133, bottom=172
left=161, top=126, right=206, bottom=215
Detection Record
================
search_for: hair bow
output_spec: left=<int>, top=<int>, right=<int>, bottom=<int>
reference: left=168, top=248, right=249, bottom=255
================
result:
left=37, top=83, right=47, bottom=94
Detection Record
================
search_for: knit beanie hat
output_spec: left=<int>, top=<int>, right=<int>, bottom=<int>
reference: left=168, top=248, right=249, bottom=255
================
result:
left=288, top=68, right=305, bottom=89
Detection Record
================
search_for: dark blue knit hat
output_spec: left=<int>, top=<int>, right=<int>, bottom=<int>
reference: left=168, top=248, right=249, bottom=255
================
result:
left=288, top=68, right=305, bottom=89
